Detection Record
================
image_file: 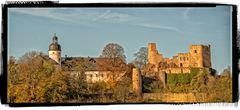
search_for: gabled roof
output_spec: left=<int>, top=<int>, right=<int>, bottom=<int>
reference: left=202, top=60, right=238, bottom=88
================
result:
left=61, top=57, right=127, bottom=71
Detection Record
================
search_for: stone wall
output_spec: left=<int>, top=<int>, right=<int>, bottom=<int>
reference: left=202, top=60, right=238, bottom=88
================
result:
left=202, top=45, right=211, bottom=68
left=189, top=45, right=211, bottom=68
left=189, top=45, right=203, bottom=68
left=85, top=71, right=113, bottom=83
left=177, top=53, right=190, bottom=67
left=161, top=67, right=191, bottom=74
left=148, top=43, right=163, bottom=65
left=147, top=43, right=211, bottom=69
left=143, top=93, right=208, bottom=103
left=158, top=71, right=166, bottom=87
left=132, top=68, right=142, bottom=97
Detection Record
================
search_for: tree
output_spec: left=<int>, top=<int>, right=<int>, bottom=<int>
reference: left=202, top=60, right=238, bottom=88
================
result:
left=7, top=51, right=71, bottom=103
left=100, top=43, right=126, bottom=61
left=99, top=43, right=127, bottom=72
left=209, top=67, right=232, bottom=102
left=132, top=47, right=148, bottom=70
left=7, top=56, right=18, bottom=103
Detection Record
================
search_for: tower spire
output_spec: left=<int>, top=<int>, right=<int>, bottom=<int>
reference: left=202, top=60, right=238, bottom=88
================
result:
left=52, top=33, right=58, bottom=44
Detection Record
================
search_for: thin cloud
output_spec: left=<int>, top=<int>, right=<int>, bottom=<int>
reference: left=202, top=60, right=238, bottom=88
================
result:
left=10, top=8, right=186, bottom=34
left=93, top=9, right=136, bottom=23
left=10, top=8, right=74, bottom=22
left=10, top=8, right=136, bottom=24
left=138, top=23, right=182, bottom=34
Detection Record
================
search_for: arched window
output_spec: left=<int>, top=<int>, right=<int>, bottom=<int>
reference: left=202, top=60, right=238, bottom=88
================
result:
left=180, top=63, right=183, bottom=67
left=194, top=50, right=197, bottom=53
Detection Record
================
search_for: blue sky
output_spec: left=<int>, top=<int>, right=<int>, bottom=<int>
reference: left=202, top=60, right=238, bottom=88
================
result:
left=8, top=6, right=232, bottom=73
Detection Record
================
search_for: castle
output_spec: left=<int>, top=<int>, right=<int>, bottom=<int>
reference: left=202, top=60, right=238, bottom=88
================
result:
left=148, top=43, right=211, bottom=74
left=47, top=33, right=213, bottom=101
left=47, top=34, right=212, bottom=79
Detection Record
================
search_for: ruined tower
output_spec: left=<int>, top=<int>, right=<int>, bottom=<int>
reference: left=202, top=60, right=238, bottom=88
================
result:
left=148, top=43, right=163, bottom=65
left=132, top=68, right=142, bottom=97
left=189, top=45, right=211, bottom=68
left=49, top=33, right=61, bottom=64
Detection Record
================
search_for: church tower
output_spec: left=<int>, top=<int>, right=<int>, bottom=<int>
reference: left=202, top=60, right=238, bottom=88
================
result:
left=48, top=33, right=61, bottom=64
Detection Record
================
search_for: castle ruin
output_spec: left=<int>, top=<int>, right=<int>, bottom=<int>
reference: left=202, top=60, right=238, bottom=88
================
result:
left=148, top=43, right=211, bottom=74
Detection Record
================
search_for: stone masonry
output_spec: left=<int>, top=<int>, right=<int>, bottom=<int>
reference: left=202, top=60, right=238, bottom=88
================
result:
left=148, top=43, right=211, bottom=74
left=132, top=68, right=142, bottom=97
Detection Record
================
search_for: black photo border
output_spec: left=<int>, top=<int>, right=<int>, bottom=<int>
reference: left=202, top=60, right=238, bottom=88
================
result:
left=0, top=1, right=238, bottom=107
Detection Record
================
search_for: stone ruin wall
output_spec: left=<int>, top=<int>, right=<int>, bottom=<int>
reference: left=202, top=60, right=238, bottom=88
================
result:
left=143, top=93, right=209, bottom=103
left=148, top=43, right=212, bottom=74
left=161, top=67, right=191, bottom=74
left=148, top=43, right=163, bottom=65
left=202, top=45, right=212, bottom=68
left=132, top=43, right=212, bottom=102
left=189, top=45, right=203, bottom=68
left=177, top=53, right=190, bottom=67
left=189, top=44, right=212, bottom=68
left=132, top=68, right=142, bottom=97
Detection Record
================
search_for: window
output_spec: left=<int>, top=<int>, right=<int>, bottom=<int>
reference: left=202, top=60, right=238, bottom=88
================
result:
left=183, top=57, right=185, bottom=61
left=194, top=50, right=197, bottom=53
left=180, top=57, right=182, bottom=61
left=89, top=74, right=93, bottom=78
left=180, top=63, right=183, bottom=67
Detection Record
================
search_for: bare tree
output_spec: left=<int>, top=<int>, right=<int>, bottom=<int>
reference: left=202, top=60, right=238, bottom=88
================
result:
left=132, top=47, right=148, bottom=70
left=99, top=43, right=127, bottom=71
left=100, top=43, right=126, bottom=61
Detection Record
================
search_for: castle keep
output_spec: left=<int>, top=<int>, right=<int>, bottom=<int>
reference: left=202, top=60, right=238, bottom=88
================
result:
left=148, top=43, right=211, bottom=74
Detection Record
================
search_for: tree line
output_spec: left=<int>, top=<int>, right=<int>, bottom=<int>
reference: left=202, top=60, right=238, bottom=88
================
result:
left=7, top=42, right=232, bottom=103
left=7, top=43, right=146, bottom=103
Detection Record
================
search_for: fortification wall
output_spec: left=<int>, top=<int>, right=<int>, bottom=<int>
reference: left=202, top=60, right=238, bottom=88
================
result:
left=132, top=68, right=142, bottom=97
left=161, top=67, right=191, bottom=74
left=143, top=93, right=208, bottom=103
